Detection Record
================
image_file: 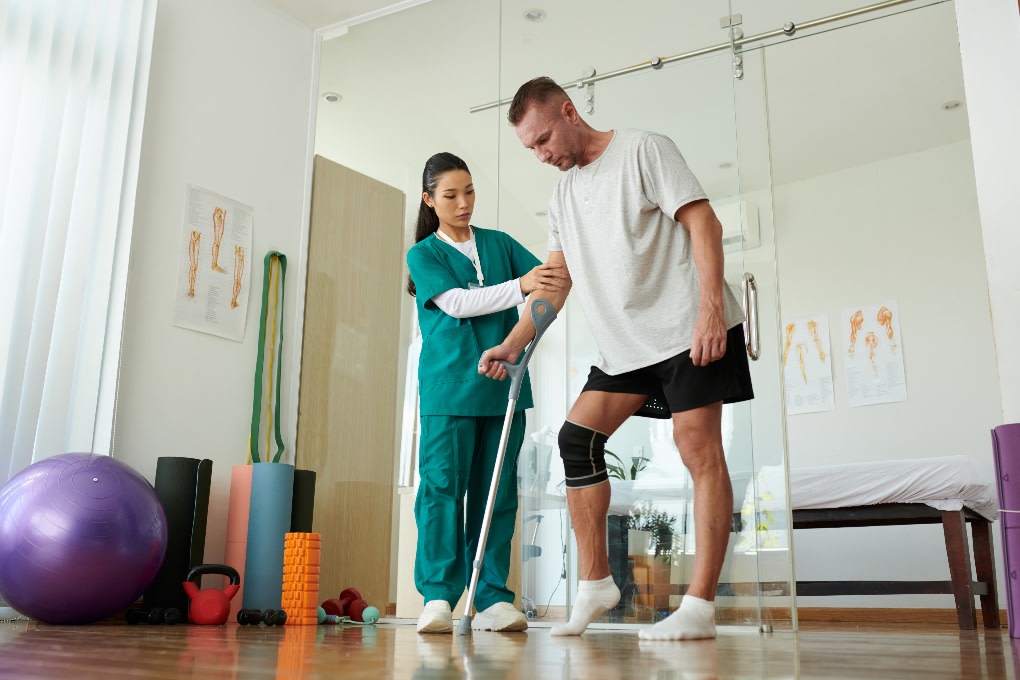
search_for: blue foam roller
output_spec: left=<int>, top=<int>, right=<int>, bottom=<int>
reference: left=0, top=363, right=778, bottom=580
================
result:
left=241, top=462, right=294, bottom=610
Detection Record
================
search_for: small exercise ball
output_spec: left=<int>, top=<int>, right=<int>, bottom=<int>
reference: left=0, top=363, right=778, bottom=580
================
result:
left=0, top=453, right=168, bottom=624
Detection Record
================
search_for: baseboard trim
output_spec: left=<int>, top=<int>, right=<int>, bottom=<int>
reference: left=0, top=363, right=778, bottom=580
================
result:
left=794, top=607, right=1008, bottom=626
left=512, top=604, right=1008, bottom=628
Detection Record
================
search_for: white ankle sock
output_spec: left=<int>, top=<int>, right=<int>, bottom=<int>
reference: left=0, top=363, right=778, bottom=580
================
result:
left=550, top=575, right=620, bottom=636
left=638, top=595, right=716, bottom=641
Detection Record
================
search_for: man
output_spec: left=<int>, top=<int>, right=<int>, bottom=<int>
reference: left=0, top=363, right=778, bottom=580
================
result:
left=478, top=77, right=753, bottom=640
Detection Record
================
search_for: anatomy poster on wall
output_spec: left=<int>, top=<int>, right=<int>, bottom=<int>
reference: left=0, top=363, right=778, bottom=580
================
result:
left=781, top=315, right=835, bottom=415
left=841, top=301, right=906, bottom=407
left=173, top=185, right=253, bottom=341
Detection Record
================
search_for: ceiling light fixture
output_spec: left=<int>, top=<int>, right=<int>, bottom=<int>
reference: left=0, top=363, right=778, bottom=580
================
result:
left=322, top=92, right=342, bottom=104
left=524, top=8, right=546, bottom=22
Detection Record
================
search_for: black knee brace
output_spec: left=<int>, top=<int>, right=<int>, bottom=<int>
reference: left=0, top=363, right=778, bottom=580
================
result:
left=558, top=421, right=609, bottom=489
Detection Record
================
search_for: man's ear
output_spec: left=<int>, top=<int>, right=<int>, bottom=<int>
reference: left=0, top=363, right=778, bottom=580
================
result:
left=561, top=98, right=579, bottom=122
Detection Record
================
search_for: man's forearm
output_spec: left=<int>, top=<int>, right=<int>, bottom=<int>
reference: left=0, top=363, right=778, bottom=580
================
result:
left=681, top=202, right=727, bottom=316
left=503, top=280, right=571, bottom=356
left=693, top=229, right=726, bottom=316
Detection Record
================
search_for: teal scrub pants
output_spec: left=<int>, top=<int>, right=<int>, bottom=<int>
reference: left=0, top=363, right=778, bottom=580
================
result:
left=414, top=411, right=526, bottom=611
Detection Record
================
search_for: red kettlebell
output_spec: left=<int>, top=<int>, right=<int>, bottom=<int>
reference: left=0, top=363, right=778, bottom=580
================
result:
left=183, top=564, right=241, bottom=625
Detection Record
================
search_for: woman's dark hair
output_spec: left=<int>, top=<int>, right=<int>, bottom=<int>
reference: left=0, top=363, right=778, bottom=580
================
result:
left=407, top=152, right=471, bottom=297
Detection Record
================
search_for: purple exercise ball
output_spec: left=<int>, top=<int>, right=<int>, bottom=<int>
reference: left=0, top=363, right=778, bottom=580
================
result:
left=0, top=452, right=168, bottom=624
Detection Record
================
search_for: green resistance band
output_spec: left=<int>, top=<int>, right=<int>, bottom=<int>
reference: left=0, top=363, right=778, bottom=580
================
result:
left=249, top=251, right=287, bottom=464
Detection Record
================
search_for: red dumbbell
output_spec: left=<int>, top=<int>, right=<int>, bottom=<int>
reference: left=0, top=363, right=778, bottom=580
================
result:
left=339, top=588, right=362, bottom=603
left=321, top=598, right=346, bottom=617
left=346, top=598, right=380, bottom=623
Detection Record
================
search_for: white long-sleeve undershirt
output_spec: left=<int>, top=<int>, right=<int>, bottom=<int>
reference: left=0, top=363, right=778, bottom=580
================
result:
left=432, top=279, right=525, bottom=318
left=431, top=228, right=526, bottom=318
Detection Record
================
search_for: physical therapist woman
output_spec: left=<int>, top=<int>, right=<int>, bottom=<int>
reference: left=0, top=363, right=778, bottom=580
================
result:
left=405, top=152, right=567, bottom=634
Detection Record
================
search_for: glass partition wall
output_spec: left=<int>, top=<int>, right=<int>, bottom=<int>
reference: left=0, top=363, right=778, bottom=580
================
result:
left=316, top=0, right=979, bottom=634
left=314, top=0, right=839, bottom=631
left=493, top=0, right=795, bottom=631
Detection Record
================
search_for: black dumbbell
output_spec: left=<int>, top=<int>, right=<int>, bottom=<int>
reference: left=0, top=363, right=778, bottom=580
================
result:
left=164, top=607, right=183, bottom=624
left=237, top=607, right=288, bottom=626
left=237, top=608, right=263, bottom=625
left=126, top=607, right=182, bottom=625
left=263, top=608, right=288, bottom=626
left=126, top=607, right=147, bottom=625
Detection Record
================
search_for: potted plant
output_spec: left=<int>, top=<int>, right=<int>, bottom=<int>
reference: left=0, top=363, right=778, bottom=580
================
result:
left=604, top=449, right=648, bottom=619
left=628, top=501, right=677, bottom=560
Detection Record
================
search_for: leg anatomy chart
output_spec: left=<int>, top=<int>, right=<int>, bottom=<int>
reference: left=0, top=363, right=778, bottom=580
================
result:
left=174, top=185, right=253, bottom=342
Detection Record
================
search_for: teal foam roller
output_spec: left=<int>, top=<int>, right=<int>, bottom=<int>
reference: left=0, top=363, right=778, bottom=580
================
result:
left=241, top=462, right=294, bottom=611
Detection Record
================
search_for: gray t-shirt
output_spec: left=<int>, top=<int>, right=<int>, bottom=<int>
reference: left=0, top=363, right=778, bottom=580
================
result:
left=547, top=128, right=744, bottom=375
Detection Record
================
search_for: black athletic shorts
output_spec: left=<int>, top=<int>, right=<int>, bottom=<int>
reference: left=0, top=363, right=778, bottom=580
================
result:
left=581, top=325, right=754, bottom=419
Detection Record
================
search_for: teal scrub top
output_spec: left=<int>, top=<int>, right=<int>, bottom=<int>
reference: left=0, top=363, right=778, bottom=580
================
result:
left=407, top=226, right=542, bottom=417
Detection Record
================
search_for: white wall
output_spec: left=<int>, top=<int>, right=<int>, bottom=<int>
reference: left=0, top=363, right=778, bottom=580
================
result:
left=956, top=0, right=1020, bottom=423
left=114, top=0, right=315, bottom=565
left=313, top=2, right=505, bottom=484
left=104, top=0, right=1020, bottom=617
left=778, top=141, right=1000, bottom=472
left=952, top=0, right=1020, bottom=616
left=776, top=141, right=1004, bottom=606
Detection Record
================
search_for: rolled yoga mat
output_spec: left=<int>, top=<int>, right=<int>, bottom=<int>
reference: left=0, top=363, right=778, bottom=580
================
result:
left=224, top=464, right=254, bottom=622
left=290, top=469, right=317, bottom=533
left=143, top=456, right=212, bottom=616
left=241, top=462, right=294, bottom=611
left=993, top=423, right=1020, bottom=637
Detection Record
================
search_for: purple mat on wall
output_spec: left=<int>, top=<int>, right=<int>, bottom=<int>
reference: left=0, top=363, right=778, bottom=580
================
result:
left=992, top=423, right=1020, bottom=637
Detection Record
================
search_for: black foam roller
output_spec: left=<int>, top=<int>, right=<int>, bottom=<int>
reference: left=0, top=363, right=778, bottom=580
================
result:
left=143, top=457, right=212, bottom=616
left=290, top=469, right=316, bottom=533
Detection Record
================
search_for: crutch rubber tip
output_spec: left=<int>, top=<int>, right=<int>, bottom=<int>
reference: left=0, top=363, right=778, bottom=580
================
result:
left=455, top=615, right=472, bottom=635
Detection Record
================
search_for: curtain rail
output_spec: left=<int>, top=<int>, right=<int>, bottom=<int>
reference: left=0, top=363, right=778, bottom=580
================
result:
left=469, top=0, right=920, bottom=113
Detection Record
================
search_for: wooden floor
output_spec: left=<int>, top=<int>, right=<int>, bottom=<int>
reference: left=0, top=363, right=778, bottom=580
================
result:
left=0, top=619, right=1016, bottom=679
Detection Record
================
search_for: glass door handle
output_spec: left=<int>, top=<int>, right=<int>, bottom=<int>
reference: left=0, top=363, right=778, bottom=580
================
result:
left=741, top=272, right=760, bottom=361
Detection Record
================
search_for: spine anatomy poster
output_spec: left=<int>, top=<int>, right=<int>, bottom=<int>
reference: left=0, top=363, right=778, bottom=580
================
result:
left=842, top=301, right=906, bottom=407
left=782, top=315, right=835, bottom=415
left=173, top=185, right=252, bottom=341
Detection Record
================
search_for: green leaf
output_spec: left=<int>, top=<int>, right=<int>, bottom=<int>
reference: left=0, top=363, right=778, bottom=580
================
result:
left=606, top=449, right=650, bottom=480
left=630, top=456, right=649, bottom=480
left=604, top=450, right=627, bottom=480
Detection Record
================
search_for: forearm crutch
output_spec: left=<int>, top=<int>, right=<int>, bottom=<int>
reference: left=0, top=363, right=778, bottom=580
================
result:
left=456, top=298, right=557, bottom=635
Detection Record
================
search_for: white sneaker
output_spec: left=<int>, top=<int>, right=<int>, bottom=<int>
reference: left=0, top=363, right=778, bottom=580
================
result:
left=471, top=601, right=528, bottom=632
left=417, top=600, right=453, bottom=634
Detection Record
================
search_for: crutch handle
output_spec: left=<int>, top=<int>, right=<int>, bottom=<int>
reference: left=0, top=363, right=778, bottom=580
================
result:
left=499, top=298, right=557, bottom=401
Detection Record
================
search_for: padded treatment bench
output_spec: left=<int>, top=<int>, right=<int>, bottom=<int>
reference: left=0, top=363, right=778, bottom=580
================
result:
left=739, top=455, right=1000, bottom=630
left=790, top=503, right=998, bottom=630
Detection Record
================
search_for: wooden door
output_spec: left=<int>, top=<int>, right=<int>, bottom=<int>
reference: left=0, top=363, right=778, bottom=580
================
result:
left=297, top=155, right=405, bottom=611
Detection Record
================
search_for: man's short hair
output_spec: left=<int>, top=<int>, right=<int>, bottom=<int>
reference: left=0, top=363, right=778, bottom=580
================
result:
left=508, top=76, right=570, bottom=126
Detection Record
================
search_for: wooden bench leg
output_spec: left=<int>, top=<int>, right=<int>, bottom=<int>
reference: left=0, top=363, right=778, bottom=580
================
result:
left=942, top=509, right=977, bottom=630
left=970, top=518, right=1001, bottom=629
